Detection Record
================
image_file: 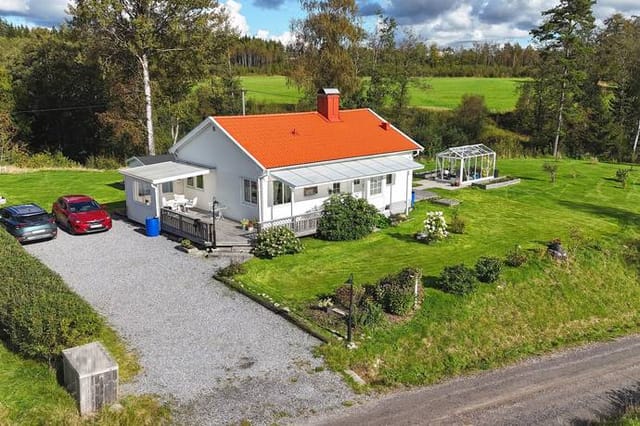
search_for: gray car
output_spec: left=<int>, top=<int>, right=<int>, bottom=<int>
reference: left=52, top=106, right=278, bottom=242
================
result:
left=0, top=203, right=57, bottom=243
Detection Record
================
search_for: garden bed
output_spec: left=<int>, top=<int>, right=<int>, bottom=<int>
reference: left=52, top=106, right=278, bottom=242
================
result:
left=472, top=176, right=521, bottom=189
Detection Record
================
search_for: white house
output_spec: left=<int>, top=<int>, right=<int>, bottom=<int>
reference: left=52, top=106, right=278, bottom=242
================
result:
left=119, top=89, right=424, bottom=238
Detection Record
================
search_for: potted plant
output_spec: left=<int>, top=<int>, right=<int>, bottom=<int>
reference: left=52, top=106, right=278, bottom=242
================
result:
left=240, top=218, right=250, bottom=230
left=179, top=238, right=198, bottom=254
left=247, top=219, right=256, bottom=232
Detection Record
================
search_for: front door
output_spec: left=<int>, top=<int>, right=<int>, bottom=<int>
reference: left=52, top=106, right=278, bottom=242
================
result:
left=352, top=179, right=364, bottom=198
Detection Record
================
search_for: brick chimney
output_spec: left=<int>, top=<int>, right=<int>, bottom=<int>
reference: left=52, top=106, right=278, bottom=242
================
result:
left=317, top=88, right=340, bottom=122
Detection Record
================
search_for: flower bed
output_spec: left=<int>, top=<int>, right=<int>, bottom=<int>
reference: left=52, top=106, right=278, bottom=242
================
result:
left=472, top=176, right=521, bottom=189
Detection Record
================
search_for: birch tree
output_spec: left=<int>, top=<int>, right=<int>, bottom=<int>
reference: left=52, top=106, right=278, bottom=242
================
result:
left=70, top=0, right=230, bottom=155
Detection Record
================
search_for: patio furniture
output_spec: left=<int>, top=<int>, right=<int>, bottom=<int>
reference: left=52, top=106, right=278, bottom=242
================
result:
left=173, top=194, right=187, bottom=211
left=162, top=197, right=177, bottom=210
left=184, top=196, right=197, bottom=211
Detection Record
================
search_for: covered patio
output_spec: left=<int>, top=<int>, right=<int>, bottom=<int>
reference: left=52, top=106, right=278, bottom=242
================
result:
left=435, top=144, right=496, bottom=186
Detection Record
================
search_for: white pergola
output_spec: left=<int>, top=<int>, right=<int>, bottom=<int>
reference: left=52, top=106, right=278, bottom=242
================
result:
left=435, top=144, right=496, bottom=185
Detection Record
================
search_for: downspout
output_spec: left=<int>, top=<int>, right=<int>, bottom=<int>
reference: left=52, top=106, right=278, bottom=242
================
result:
left=151, top=183, right=160, bottom=220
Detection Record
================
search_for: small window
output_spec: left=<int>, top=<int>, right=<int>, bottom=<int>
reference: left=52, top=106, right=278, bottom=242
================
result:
left=243, top=179, right=258, bottom=204
left=162, top=181, right=174, bottom=193
left=370, top=176, right=383, bottom=195
left=186, top=177, right=194, bottom=187
left=353, top=179, right=361, bottom=185
left=304, top=186, right=318, bottom=197
left=187, top=176, right=204, bottom=190
left=134, top=181, right=152, bottom=204
left=273, top=181, right=292, bottom=205
left=386, top=174, right=394, bottom=185
left=329, top=182, right=341, bottom=194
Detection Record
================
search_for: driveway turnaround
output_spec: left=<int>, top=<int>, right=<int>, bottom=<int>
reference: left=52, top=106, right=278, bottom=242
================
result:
left=26, top=219, right=356, bottom=425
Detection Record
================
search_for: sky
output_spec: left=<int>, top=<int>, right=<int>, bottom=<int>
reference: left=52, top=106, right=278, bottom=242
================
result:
left=1, top=0, right=639, bottom=46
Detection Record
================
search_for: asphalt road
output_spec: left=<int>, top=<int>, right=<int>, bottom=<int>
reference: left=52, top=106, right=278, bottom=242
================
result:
left=304, top=335, right=640, bottom=425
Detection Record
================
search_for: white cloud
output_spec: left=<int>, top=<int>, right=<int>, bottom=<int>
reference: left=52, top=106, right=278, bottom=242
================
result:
left=255, top=29, right=294, bottom=45
left=0, top=0, right=69, bottom=26
left=222, top=0, right=250, bottom=36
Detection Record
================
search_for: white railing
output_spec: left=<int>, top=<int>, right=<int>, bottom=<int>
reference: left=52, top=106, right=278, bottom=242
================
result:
left=258, top=211, right=322, bottom=237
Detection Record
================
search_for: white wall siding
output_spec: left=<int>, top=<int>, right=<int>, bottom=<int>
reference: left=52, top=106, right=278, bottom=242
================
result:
left=124, top=176, right=158, bottom=225
left=172, top=120, right=261, bottom=221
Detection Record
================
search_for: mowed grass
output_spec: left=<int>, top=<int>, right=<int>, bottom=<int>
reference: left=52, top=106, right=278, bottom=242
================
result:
left=0, top=169, right=125, bottom=211
left=239, top=75, right=526, bottom=112
left=237, top=159, right=640, bottom=387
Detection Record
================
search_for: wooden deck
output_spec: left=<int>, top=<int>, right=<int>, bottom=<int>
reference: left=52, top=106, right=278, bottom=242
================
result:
left=160, top=207, right=255, bottom=247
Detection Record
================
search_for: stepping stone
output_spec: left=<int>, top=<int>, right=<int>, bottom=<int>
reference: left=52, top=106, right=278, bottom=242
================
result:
left=413, top=190, right=439, bottom=201
left=432, top=198, right=460, bottom=207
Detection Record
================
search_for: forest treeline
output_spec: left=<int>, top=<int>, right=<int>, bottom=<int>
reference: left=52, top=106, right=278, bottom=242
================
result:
left=0, top=0, right=639, bottom=167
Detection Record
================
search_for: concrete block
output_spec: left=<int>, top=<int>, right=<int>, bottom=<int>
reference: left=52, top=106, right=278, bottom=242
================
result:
left=62, top=341, right=119, bottom=415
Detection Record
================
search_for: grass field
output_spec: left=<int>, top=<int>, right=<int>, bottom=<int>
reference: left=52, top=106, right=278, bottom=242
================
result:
left=235, top=159, right=640, bottom=388
left=239, top=75, right=526, bottom=112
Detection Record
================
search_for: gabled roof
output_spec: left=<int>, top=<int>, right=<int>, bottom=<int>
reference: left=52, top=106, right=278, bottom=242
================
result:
left=213, top=109, right=422, bottom=169
left=126, top=154, right=175, bottom=167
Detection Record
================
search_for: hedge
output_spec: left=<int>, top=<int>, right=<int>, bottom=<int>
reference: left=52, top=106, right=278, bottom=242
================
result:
left=0, top=228, right=103, bottom=362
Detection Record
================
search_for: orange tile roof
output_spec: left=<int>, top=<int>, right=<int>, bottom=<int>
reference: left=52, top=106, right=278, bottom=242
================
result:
left=213, top=109, right=421, bottom=169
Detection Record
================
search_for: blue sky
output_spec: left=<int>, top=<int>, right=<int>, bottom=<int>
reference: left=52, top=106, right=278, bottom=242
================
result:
left=2, top=0, right=640, bottom=46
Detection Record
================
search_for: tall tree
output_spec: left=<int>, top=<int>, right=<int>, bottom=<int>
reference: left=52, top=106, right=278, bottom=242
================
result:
left=531, top=0, right=595, bottom=159
left=290, top=0, right=365, bottom=104
left=69, top=0, right=230, bottom=155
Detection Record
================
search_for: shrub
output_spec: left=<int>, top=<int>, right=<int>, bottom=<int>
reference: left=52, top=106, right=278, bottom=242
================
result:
left=354, top=299, right=386, bottom=328
left=449, top=209, right=466, bottom=234
left=317, top=194, right=379, bottom=241
left=254, top=226, right=303, bottom=259
left=542, top=162, right=558, bottom=183
left=421, top=211, right=448, bottom=242
left=505, top=245, right=527, bottom=267
left=0, top=228, right=103, bottom=362
left=373, top=267, right=422, bottom=316
left=85, top=155, right=122, bottom=170
left=437, top=264, right=477, bottom=295
left=374, top=213, right=391, bottom=229
left=11, top=150, right=80, bottom=169
left=616, top=168, right=632, bottom=188
left=333, top=283, right=365, bottom=309
left=217, top=261, right=247, bottom=278
left=475, top=256, right=502, bottom=283
left=180, top=238, right=193, bottom=249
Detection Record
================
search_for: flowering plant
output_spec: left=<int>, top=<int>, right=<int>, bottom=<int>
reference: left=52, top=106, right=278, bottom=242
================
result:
left=422, top=211, right=448, bottom=242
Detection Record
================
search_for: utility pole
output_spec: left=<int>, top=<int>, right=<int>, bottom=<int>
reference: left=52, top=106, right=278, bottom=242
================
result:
left=241, top=89, right=246, bottom=116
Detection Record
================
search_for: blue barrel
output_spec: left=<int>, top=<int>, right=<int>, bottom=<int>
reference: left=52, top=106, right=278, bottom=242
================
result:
left=411, top=190, right=416, bottom=208
left=145, top=216, right=160, bottom=237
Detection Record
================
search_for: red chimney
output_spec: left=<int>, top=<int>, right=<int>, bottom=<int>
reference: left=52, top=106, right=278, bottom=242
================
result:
left=317, top=88, right=340, bottom=122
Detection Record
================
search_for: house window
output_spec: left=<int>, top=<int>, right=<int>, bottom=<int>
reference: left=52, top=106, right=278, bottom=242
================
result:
left=187, top=175, right=204, bottom=190
left=161, top=181, right=174, bottom=193
left=329, top=182, right=340, bottom=194
left=386, top=173, right=394, bottom=185
left=134, top=181, right=151, bottom=204
left=304, top=186, right=318, bottom=197
left=243, top=179, right=258, bottom=204
left=353, top=179, right=361, bottom=185
left=370, top=176, right=383, bottom=195
left=273, top=181, right=292, bottom=205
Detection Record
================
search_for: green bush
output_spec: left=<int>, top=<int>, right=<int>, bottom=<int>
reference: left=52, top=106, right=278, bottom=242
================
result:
left=85, top=155, right=123, bottom=170
left=374, top=213, right=391, bottom=229
left=616, top=168, right=632, bottom=188
left=373, top=267, right=422, bottom=316
left=217, top=261, right=247, bottom=278
left=505, top=245, right=528, bottom=267
left=317, top=194, right=379, bottom=241
left=254, top=226, right=303, bottom=258
left=354, top=299, right=386, bottom=328
left=475, top=256, right=502, bottom=283
left=449, top=209, right=466, bottom=234
left=11, top=150, right=80, bottom=169
left=437, top=264, right=477, bottom=295
left=0, top=229, right=103, bottom=362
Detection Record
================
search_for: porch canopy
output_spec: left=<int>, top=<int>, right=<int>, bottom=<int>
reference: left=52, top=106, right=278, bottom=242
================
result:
left=119, top=161, right=209, bottom=184
left=271, top=155, right=423, bottom=188
left=435, top=144, right=496, bottom=183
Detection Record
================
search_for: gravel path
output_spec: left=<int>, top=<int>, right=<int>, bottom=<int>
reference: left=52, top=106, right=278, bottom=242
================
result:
left=25, top=218, right=356, bottom=425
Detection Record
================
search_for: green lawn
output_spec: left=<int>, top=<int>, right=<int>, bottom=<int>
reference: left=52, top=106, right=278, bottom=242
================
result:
left=0, top=169, right=125, bottom=211
left=239, top=75, right=526, bottom=112
left=236, top=159, right=640, bottom=387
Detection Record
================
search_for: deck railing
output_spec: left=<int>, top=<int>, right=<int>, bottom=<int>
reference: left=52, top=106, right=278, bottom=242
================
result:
left=160, top=208, right=214, bottom=246
left=258, top=211, right=322, bottom=237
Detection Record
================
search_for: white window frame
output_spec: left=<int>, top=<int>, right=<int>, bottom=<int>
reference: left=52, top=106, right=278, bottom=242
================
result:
left=273, top=181, right=292, bottom=205
left=386, top=173, right=394, bottom=185
left=370, top=176, right=383, bottom=196
left=134, top=180, right=152, bottom=205
left=161, top=181, right=174, bottom=193
left=243, top=178, right=258, bottom=205
left=187, top=175, right=204, bottom=190
left=303, top=186, right=318, bottom=197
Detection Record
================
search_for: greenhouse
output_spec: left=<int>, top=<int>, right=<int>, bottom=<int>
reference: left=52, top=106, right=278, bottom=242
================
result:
left=435, top=144, right=496, bottom=186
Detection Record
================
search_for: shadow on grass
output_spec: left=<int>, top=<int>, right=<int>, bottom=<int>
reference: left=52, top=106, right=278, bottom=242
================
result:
left=388, top=232, right=421, bottom=244
left=556, top=200, right=640, bottom=227
left=570, top=382, right=640, bottom=425
left=106, top=181, right=125, bottom=190
left=518, top=176, right=544, bottom=182
left=423, top=275, right=440, bottom=289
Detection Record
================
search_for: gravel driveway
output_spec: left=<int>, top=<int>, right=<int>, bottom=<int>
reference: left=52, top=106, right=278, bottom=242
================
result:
left=25, top=218, right=356, bottom=425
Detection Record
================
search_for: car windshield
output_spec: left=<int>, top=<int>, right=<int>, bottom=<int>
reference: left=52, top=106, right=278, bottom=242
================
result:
left=19, top=213, right=50, bottom=224
left=69, top=200, right=100, bottom=213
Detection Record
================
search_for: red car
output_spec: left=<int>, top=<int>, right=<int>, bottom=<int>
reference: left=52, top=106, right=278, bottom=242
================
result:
left=52, top=195, right=112, bottom=234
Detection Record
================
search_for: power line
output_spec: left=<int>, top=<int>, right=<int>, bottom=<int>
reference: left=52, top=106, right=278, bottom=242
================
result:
left=12, top=104, right=108, bottom=114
